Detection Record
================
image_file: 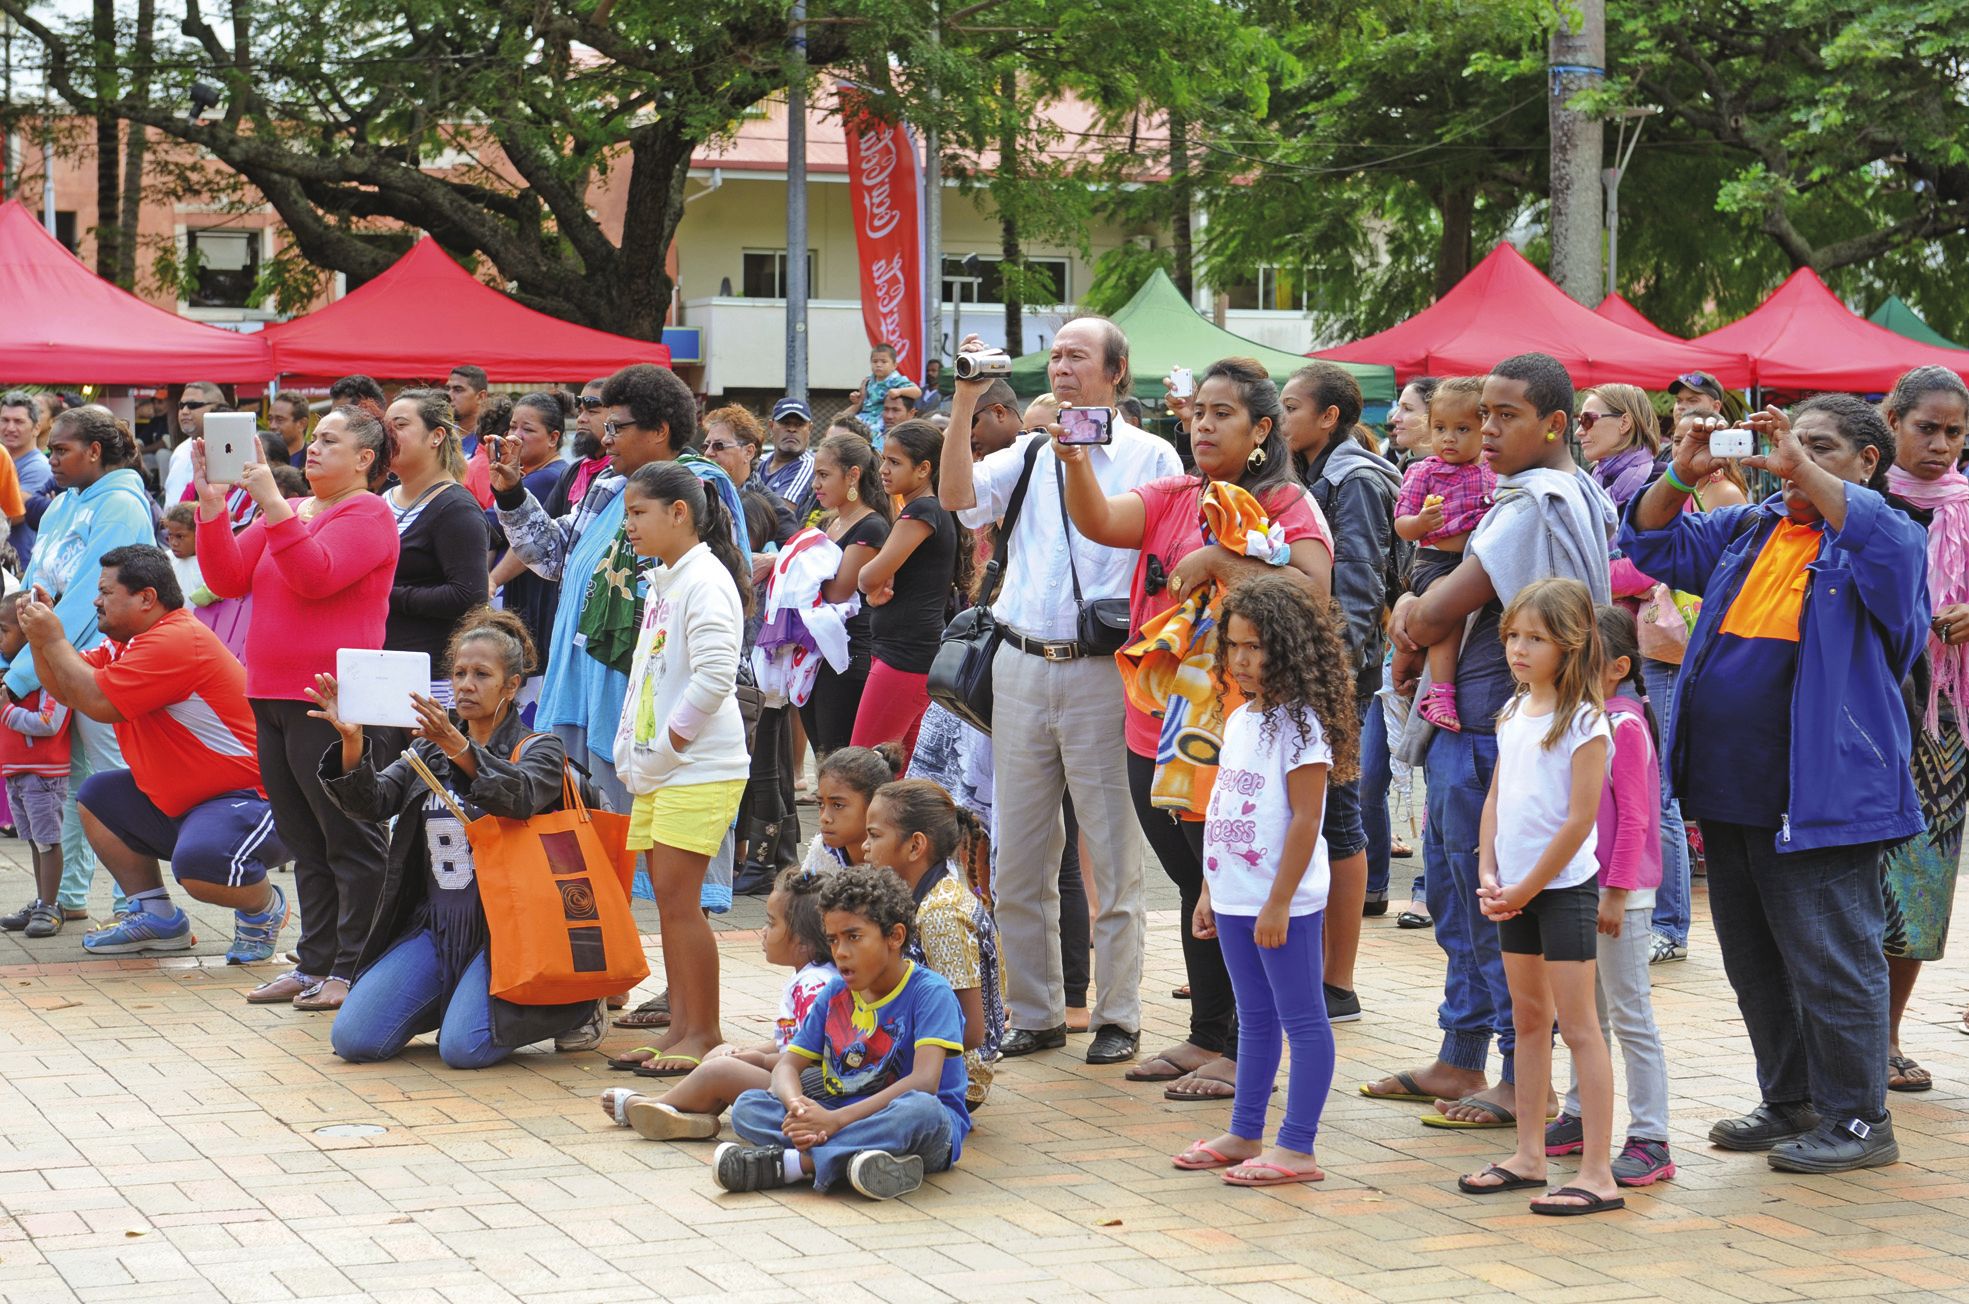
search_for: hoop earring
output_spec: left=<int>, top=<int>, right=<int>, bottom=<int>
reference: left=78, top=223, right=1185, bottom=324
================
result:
left=1247, top=444, right=1268, bottom=472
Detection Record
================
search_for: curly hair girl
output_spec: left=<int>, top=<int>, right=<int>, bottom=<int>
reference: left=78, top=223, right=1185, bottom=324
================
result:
left=1214, top=574, right=1359, bottom=784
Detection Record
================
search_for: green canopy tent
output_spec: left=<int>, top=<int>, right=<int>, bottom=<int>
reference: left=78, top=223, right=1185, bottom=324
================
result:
left=1869, top=296, right=1963, bottom=350
left=1007, top=269, right=1395, bottom=408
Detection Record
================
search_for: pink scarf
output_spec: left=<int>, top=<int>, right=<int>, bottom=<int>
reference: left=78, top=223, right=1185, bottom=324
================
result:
left=1888, top=463, right=1969, bottom=740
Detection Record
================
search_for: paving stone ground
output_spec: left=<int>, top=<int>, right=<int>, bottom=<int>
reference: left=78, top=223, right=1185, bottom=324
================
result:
left=1, top=826, right=1966, bottom=1303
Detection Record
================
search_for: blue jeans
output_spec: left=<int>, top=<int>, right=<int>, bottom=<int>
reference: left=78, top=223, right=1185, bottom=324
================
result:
left=1361, top=693, right=1422, bottom=901
left=1643, top=658, right=1692, bottom=945
left=329, top=930, right=508, bottom=1070
left=1699, top=822, right=1888, bottom=1123
left=729, top=1088, right=955, bottom=1191
left=1218, top=910, right=1336, bottom=1153
left=1424, top=729, right=1514, bottom=1081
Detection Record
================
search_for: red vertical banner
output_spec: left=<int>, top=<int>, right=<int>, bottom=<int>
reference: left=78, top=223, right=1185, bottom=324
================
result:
left=838, top=85, right=926, bottom=380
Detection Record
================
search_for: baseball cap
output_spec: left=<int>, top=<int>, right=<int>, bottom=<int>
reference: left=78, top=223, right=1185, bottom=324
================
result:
left=1668, top=371, right=1725, bottom=403
left=771, top=397, right=812, bottom=424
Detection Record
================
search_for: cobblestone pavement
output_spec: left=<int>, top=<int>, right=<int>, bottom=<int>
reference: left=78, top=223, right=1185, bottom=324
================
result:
left=1, top=834, right=1965, bottom=1304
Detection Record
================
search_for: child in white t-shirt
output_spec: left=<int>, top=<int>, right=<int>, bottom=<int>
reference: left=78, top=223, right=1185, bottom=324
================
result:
left=1458, top=578, right=1621, bottom=1217
left=600, top=866, right=836, bottom=1140
left=1172, top=575, right=1357, bottom=1189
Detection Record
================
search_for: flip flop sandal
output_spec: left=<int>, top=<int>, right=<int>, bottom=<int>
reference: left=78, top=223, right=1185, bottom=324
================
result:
left=626, top=1100, right=721, bottom=1142
left=1457, top=1163, right=1544, bottom=1194
left=629, top=1054, right=703, bottom=1078
left=1531, top=1186, right=1626, bottom=1216
left=1888, top=1054, right=1934, bottom=1092
left=613, top=995, right=671, bottom=1030
left=1171, top=1141, right=1239, bottom=1171
left=606, top=1046, right=667, bottom=1071
left=1222, top=1160, right=1324, bottom=1187
left=1357, top=1070, right=1437, bottom=1103
left=1396, top=910, right=1433, bottom=929
left=1123, top=1053, right=1193, bottom=1083
left=599, top=1087, right=642, bottom=1126
left=1171, top=986, right=1191, bottom=1000
left=1421, top=1096, right=1534, bottom=1129
left=1164, top=1073, right=1239, bottom=1103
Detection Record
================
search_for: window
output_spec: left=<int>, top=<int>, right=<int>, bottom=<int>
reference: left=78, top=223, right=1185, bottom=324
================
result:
left=940, top=255, right=1068, bottom=305
left=53, top=211, right=78, bottom=254
left=185, top=228, right=261, bottom=308
left=740, top=249, right=816, bottom=299
left=1223, top=265, right=1307, bottom=312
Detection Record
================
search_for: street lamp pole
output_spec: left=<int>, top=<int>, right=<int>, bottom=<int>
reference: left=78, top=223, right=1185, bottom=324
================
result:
left=1603, top=106, right=1658, bottom=301
left=784, top=1, right=809, bottom=402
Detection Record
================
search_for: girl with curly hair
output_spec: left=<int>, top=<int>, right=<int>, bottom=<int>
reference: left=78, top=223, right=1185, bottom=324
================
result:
left=1174, top=573, right=1357, bottom=1186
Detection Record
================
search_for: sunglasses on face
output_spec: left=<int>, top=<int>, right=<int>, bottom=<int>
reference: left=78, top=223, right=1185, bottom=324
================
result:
left=1576, top=410, right=1614, bottom=431
left=578, top=396, right=604, bottom=411
left=179, top=400, right=214, bottom=411
left=702, top=440, right=745, bottom=455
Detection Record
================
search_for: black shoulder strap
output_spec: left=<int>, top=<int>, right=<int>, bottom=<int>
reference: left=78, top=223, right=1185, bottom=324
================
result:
left=981, top=436, right=1045, bottom=604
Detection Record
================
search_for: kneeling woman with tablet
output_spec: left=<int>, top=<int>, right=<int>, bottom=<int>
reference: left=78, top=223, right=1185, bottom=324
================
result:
left=309, top=607, right=604, bottom=1068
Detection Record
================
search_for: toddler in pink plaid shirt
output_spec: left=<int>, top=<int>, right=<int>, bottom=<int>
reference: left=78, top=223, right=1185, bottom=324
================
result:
left=1393, top=377, right=1495, bottom=731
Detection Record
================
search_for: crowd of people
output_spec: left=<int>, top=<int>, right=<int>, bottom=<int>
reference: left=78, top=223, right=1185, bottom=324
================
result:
left=0, top=325, right=1959, bottom=1208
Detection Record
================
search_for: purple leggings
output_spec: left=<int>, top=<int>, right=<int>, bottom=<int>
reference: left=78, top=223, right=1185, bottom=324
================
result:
left=1217, top=909, right=1336, bottom=1154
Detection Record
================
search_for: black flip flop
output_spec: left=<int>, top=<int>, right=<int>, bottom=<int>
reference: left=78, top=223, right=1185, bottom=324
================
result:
left=1397, top=909, right=1433, bottom=929
left=1531, top=1186, right=1626, bottom=1216
left=1458, top=1164, right=1544, bottom=1194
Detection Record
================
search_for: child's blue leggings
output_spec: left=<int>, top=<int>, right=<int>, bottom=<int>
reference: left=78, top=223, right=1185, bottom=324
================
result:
left=1217, top=909, right=1336, bottom=1154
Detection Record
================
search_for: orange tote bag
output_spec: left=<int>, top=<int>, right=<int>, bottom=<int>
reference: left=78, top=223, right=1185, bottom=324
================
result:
left=406, top=742, right=647, bottom=1005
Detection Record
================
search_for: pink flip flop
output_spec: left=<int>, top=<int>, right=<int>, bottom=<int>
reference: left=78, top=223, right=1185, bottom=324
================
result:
left=1171, top=1141, right=1239, bottom=1171
left=1222, top=1160, right=1325, bottom=1187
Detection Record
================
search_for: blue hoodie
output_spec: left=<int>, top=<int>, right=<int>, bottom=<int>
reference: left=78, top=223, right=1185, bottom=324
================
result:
left=4, top=467, right=158, bottom=696
left=1618, top=485, right=1929, bottom=854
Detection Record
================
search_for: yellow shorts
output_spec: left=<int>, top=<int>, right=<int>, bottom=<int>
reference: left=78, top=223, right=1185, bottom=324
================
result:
left=627, top=779, right=747, bottom=857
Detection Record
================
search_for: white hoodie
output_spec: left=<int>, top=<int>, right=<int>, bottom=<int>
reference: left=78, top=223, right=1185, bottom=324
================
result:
left=613, top=542, right=750, bottom=793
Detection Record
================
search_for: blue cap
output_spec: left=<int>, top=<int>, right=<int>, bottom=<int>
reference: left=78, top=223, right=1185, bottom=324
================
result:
left=771, top=397, right=812, bottom=423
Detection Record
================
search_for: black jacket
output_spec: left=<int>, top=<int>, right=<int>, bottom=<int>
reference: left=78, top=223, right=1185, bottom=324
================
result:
left=320, top=711, right=595, bottom=1048
left=385, top=482, right=492, bottom=659
left=1308, top=437, right=1403, bottom=701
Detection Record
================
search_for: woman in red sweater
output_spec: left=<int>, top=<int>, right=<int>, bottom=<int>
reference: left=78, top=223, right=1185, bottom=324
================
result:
left=196, top=406, right=400, bottom=1012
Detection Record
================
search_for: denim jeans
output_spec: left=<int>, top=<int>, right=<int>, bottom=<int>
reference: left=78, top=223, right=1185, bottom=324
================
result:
left=1699, top=821, right=1888, bottom=1124
left=1424, top=728, right=1514, bottom=1081
left=1361, top=692, right=1422, bottom=902
left=729, top=1087, right=955, bottom=1191
left=329, top=930, right=508, bottom=1071
left=1642, top=659, right=1692, bottom=945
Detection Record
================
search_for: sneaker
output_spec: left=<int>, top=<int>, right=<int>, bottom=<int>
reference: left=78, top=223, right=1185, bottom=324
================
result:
left=848, top=1150, right=925, bottom=1200
left=1648, top=933, right=1687, bottom=964
left=82, top=907, right=195, bottom=955
left=226, top=885, right=288, bottom=965
left=1544, top=1112, right=1584, bottom=1156
left=554, top=999, right=608, bottom=1053
left=1323, top=983, right=1362, bottom=1024
left=713, top=1141, right=791, bottom=1193
left=23, top=901, right=63, bottom=938
left=0, top=898, right=33, bottom=931
left=1612, top=1137, right=1676, bottom=1186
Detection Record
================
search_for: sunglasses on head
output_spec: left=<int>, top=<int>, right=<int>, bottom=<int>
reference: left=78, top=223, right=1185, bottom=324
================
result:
left=1676, top=372, right=1716, bottom=391
left=578, top=395, right=604, bottom=411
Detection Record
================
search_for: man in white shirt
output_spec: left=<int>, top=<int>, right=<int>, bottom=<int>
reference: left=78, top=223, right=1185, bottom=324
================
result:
left=942, top=321, right=1181, bottom=1065
left=163, top=383, right=225, bottom=504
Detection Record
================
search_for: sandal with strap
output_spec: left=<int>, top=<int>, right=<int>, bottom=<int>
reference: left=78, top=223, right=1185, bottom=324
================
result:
left=1458, top=1163, right=1545, bottom=1193
left=1888, top=1053, right=1933, bottom=1093
left=1222, top=1159, right=1324, bottom=1187
left=1171, top=1141, right=1241, bottom=1171
left=1531, top=1186, right=1626, bottom=1216
left=613, top=993, right=671, bottom=1030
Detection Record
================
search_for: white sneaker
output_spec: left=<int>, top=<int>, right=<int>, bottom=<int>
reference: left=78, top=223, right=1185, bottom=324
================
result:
left=1649, top=933, right=1688, bottom=964
left=555, top=999, right=608, bottom=1052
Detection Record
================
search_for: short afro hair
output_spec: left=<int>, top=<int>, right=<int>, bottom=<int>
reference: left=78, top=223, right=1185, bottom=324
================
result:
left=1490, top=352, right=1576, bottom=424
left=818, top=865, right=915, bottom=940
left=601, top=363, right=697, bottom=452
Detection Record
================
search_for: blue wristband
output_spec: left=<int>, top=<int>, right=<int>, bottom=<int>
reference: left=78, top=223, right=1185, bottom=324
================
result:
left=1661, top=463, right=1696, bottom=495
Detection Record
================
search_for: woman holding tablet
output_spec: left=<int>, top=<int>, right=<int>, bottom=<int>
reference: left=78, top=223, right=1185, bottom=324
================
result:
left=196, top=407, right=400, bottom=1012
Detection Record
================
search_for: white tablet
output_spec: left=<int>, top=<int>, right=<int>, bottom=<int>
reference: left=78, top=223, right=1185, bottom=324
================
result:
left=202, top=411, right=258, bottom=484
left=336, top=649, right=432, bottom=728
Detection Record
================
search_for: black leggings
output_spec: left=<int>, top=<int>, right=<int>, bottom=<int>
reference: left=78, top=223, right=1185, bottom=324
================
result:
left=1058, top=793, right=1089, bottom=1008
left=1127, top=750, right=1234, bottom=1058
left=798, top=652, right=869, bottom=762
left=252, top=698, right=389, bottom=980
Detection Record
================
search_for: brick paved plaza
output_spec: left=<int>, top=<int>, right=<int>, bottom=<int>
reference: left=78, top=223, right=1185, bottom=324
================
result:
left=2, top=835, right=1966, bottom=1304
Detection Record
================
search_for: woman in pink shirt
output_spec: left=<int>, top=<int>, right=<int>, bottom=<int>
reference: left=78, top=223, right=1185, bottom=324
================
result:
left=196, top=407, right=400, bottom=1012
left=1059, top=356, right=1333, bottom=1103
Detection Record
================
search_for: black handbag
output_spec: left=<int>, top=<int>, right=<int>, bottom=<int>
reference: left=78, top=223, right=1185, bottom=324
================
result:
left=928, top=437, right=1045, bottom=734
left=1058, top=464, right=1132, bottom=657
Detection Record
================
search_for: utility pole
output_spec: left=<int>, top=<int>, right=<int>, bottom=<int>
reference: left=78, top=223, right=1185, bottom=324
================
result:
left=784, top=1, right=809, bottom=402
left=1602, top=106, right=1658, bottom=301
left=922, top=6, right=942, bottom=380
left=1546, top=0, right=1605, bottom=303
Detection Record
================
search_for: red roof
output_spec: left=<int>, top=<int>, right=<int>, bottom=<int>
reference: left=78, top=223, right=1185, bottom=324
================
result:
left=0, top=200, right=272, bottom=383
left=1688, top=267, right=1969, bottom=392
left=1315, top=243, right=1751, bottom=388
left=1594, top=293, right=1682, bottom=343
left=264, top=239, right=668, bottom=383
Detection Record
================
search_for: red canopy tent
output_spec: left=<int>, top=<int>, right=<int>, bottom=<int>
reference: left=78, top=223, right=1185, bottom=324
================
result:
left=1594, top=293, right=1682, bottom=343
left=264, top=238, right=669, bottom=382
left=0, top=200, right=272, bottom=383
left=1315, top=243, right=1751, bottom=388
left=1688, top=267, right=1969, bottom=392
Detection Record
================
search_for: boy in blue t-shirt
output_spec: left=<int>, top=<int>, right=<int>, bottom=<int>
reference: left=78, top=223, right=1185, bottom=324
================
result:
left=852, top=343, right=922, bottom=437
left=717, top=866, right=970, bottom=1199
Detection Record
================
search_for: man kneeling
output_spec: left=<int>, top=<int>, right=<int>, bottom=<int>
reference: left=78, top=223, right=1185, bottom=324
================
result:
left=17, top=546, right=288, bottom=961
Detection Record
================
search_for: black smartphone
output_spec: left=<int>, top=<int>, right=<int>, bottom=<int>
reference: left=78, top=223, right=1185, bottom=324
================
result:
left=1057, top=406, right=1115, bottom=446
